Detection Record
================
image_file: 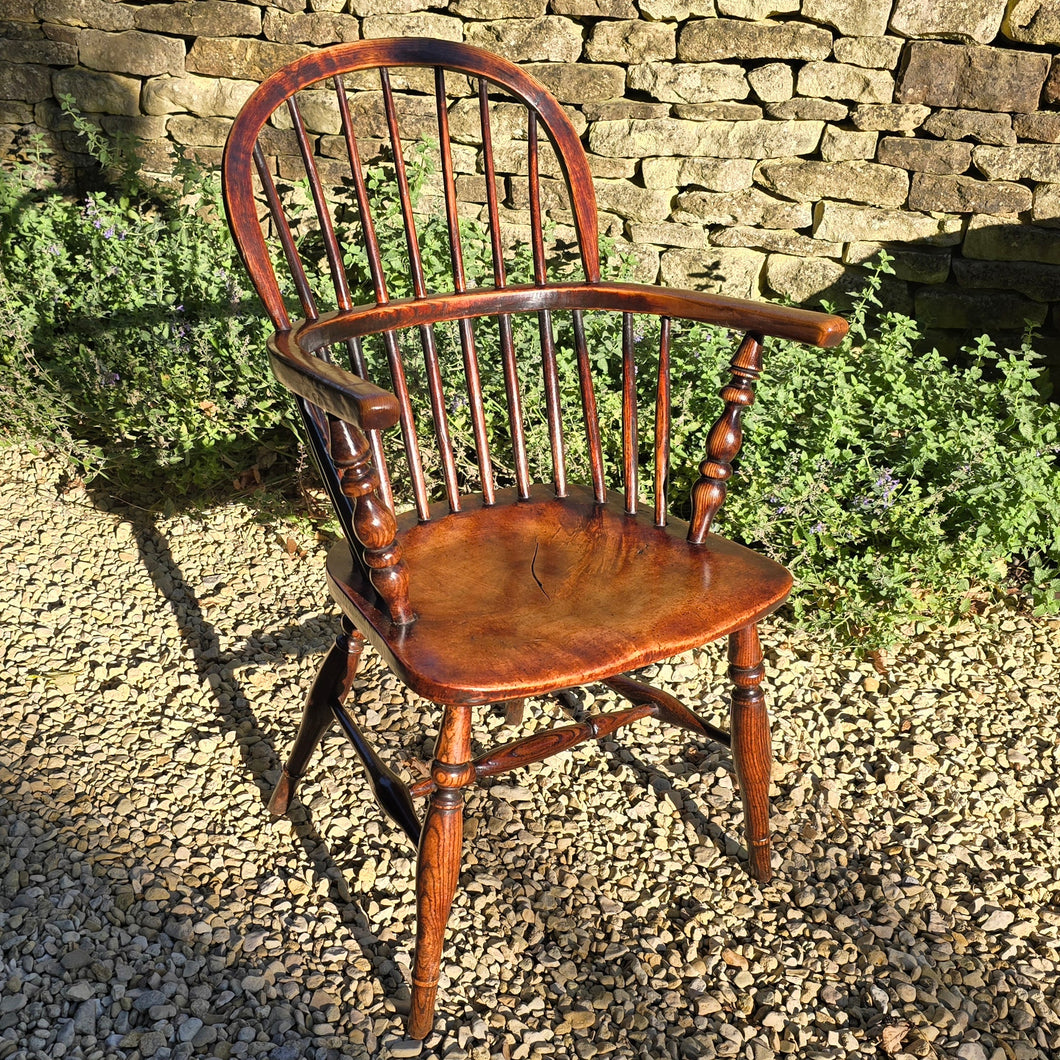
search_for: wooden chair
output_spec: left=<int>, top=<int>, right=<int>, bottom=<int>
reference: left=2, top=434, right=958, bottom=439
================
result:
left=222, top=38, right=846, bottom=1041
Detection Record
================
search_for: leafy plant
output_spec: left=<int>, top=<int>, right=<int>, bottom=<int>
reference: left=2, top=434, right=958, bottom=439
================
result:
left=0, top=101, right=287, bottom=495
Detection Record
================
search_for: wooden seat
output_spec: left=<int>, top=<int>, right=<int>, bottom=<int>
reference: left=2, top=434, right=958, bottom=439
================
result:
left=222, top=37, right=847, bottom=1043
left=327, top=483, right=793, bottom=704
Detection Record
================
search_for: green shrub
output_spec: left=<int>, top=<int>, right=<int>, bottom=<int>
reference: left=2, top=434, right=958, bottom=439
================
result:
left=0, top=104, right=287, bottom=494
left=2, top=115, right=1057, bottom=646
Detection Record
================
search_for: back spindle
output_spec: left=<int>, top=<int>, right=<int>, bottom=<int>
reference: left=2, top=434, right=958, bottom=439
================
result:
left=622, top=313, right=637, bottom=516
left=654, top=317, right=672, bottom=527
left=687, top=331, right=764, bottom=545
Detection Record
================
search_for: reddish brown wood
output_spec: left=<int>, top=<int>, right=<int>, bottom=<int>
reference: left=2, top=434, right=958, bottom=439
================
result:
left=409, top=704, right=472, bottom=1040
left=654, top=317, right=671, bottom=527
left=729, top=623, right=773, bottom=883
left=603, top=674, right=730, bottom=748
left=294, top=283, right=847, bottom=352
left=268, top=623, right=362, bottom=817
left=223, top=37, right=848, bottom=1040
left=688, top=332, right=763, bottom=545
left=330, top=417, right=414, bottom=625
left=326, top=484, right=792, bottom=705
left=622, top=312, right=638, bottom=515
left=409, top=703, right=656, bottom=798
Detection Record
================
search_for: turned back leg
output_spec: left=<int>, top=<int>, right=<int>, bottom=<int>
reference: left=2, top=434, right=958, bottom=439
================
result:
left=728, top=623, right=773, bottom=883
left=268, top=622, right=364, bottom=817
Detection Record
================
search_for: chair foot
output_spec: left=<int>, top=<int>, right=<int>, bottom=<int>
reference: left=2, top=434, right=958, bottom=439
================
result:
left=268, top=625, right=364, bottom=816
left=408, top=705, right=472, bottom=1040
left=728, top=624, right=773, bottom=884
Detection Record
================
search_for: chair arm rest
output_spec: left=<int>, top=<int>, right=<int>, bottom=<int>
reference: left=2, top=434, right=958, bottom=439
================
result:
left=268, top=328, right=401, bottom=432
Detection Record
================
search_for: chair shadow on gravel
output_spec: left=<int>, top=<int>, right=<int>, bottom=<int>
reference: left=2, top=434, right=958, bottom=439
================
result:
left=113, top=504, right=408, bottom=998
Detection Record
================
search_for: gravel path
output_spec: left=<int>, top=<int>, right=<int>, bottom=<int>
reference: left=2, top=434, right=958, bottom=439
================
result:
left=1, top=444, right=1058, bottom=1060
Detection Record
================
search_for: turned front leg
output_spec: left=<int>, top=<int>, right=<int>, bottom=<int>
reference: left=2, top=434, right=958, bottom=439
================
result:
left=729, top=623, right=773, bottom=883
left=408, top=704, right=473, bottom=1040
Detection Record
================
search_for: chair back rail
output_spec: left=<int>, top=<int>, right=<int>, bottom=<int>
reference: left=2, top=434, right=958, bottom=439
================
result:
left=224, top=39, right=848, bottom=588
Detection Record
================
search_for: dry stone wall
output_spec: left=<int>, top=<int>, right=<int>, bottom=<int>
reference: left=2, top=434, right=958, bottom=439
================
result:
left=4, top=0, right=1060, bottom=353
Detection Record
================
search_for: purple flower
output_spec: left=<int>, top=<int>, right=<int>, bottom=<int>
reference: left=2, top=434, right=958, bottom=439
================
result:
left=811, top=521, right=826, bottom=533
left=103, top=226, right=115, bottom=239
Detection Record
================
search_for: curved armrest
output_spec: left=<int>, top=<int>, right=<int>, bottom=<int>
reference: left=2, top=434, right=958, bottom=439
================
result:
left=268, top=328, right=400, bottom=431
left=294, top=281, right=849, bottom=353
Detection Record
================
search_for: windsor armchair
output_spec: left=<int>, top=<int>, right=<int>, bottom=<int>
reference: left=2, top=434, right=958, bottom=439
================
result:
left=223, top=38, right=847, bottom=1041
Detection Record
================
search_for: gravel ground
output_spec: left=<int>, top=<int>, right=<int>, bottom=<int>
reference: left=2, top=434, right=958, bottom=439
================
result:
left=1, top=444, right=1058, bottom=1060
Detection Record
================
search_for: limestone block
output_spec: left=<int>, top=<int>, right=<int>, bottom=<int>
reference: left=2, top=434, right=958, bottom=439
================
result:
left=797, top=62, right=894, bottom=104
left=0, top=63, right=52, bottom=103
left=641, top=155, right=755, bottom=191
left=877, top=137, right=973, bottom=174
left=627, top=62, right=748, bottom=104
left=896, top=42, right=1050, bottom=113
left=96, top=113, right=164, bottom=142
left=348, top=0, right=444, bottom=12
left=52, top=67, right=140, bottom=114
left=820, top=127, right=878, bottom=161
left=42, top=24, right=80, bottom=46
left=585, top=20, right=675, bottom=63
left=310, top=0, right=346, bottom=12
left=889, top=0, right=1008, bottom=44
left=1003, top=0, right=1060, bottom=44
left=973, top=143, right=1060, bottom=181
left=660, top=246, right=766, bottom=298
left=1013, top=112, right=1060, bottom=143
left=712, top=226, right=844, bottom=258
left=583, top=101, right=671, bottom=121
left=79, top=29, right=184, bottom=78
left=628, top=222, right=707, bottom=248
left=678, top=19, right=832, bottom=62
left=1032, top=182, right=1060, bottom=227
left=271, top=89, right=343, bottom=134
left=167, top=115, right=231, bottom=148
left=921, top=108, right=1016, bottom=145
left=747, top=63, right=793, bottom=103
left=467, top=17, right=582, bottom=62
left=451, top=0, right=547, bottom=15
left=263, top=10, right=360, bottom=44
left=0, top=102, right=34, bottom=123
left=954, top=256, right=1060, bottom=301
left=763, top=254, right=862, bottom=307
left=186, top=39, right=312, bottom=81
left=134, top=2, right=262, bottom=37
left=673, top=188, right=811, bottom=228
left=812, top=201, right=964, bottom=244
left=832, top=36, right=904, bottom=69
left=593, top=179, right=674, bottom=222
left=1046, top=58, right=1060, bottom=105
left=851, top=104, right=930, bottom=131
left=362, top=13, right=463, bottom=40
left=0, top=0, right=39, bottom=22
left=638, top=0, right=714, bottom=19
left=4, top=40, right=77, bottom=66
left=549, top=0, right=637, bottom=16
left=844, top=241, right=952, bottom=282
left=673, top=102, right=763, bottom=120
left=915, top=288, right=1047, bottom=329
left=142, top=74, right=256, bottom=117
left=909, top=173, right=1032, bottom=214
left=802, top=0, right=890, bottom=37
left=524, top=63, right=625, bottom=103
left=756, top=160, right=909, bottom=207
left=616, top=241, right=661, bottom=284
left=592, top=117, right=822, bottom=159
left=717, top=0, right=799, bottom=17
left=963, top=212, right=1060, bottom=262
left=588, top=154, right=638, bottom=178
left=765, top=99, right=848, bottom=121
left=36, top=0, right=134, bottom=31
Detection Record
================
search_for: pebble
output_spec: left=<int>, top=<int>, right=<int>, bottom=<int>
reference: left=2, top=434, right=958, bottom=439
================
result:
left=0, top=445, right=1058, bottom=1060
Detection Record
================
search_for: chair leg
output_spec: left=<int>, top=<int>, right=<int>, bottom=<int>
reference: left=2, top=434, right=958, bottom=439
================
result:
left=408, top=704, right=473, bottom=1040
left=728, top=623, right=773, bottom=884
left=268, top=622, right=363, bottom=817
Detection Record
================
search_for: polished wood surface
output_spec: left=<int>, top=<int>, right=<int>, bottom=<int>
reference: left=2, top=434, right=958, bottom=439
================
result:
left=326, top=484, right=792, bottom=705
left=222, top=37, right=847, bottom=1041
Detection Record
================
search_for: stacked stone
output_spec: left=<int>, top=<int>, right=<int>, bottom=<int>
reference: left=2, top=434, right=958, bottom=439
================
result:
left=3, top=0, right=1060, bottom=348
